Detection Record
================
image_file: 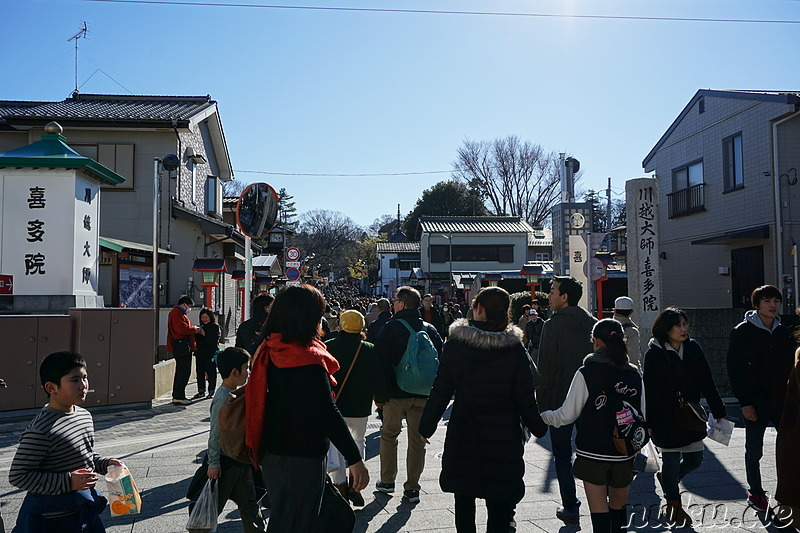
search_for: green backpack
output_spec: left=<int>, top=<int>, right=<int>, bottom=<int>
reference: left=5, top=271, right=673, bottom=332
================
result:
left=394, top=319, right=440, bottom=395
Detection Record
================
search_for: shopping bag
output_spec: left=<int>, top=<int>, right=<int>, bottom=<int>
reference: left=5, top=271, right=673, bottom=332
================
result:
left=105, top=463, right=142, bottom=516
left=642, top=440, right=661, bottom=473
left=326, top=442, right=341, bottom=473
left=707, top=414, right=734, bottom=446
left=186, top=479, right=218, bottom=533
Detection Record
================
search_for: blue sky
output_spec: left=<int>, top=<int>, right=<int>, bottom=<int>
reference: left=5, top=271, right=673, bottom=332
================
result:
left=3, top=0, right=799, bottom=228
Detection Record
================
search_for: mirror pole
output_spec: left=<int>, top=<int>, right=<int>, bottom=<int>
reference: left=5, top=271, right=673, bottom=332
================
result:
left=244, top=235, right=252, bottom=322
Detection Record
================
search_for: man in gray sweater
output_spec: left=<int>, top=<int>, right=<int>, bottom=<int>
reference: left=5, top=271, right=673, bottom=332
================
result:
left=536, top=277, right=597, bottom=524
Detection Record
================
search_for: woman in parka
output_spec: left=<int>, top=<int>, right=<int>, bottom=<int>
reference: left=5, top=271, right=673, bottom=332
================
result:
left=419, top=287, right=547, bottom=533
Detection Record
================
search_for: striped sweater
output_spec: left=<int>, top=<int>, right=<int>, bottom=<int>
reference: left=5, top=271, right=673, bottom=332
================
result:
left=9, top=406, right=110, bottom=495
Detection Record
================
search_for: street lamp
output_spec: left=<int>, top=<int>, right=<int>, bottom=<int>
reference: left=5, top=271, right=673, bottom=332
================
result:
left=153, top=154, right=179, bottom=360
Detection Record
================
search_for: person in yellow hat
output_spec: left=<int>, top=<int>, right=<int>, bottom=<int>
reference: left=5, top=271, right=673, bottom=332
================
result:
left=325, top=310, right=378, bottom=509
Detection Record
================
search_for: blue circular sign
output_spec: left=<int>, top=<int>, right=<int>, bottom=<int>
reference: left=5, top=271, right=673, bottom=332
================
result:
left=286, top=267, right=300, bottom=280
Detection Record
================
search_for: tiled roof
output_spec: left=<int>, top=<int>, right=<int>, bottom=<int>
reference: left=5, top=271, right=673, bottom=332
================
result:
left=0, top=93, right=215, bottom=124
left=377, top=241, right=420, bottom=253
left=528, top=227, right=553, bottom=247
left=419, top=216, right=535, bottom=234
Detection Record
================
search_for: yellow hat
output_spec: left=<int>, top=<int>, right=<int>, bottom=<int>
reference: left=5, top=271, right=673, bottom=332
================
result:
left=339, top=310, right=365, bottom=333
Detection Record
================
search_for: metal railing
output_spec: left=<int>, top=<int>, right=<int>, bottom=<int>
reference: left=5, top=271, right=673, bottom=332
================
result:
left=668, top=183, right=705, bottom=218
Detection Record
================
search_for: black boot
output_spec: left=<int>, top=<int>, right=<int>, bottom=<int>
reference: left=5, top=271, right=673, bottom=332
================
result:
left=609, top=506, right=627, bottom=532
left=590, top=512, right=611, bottom=533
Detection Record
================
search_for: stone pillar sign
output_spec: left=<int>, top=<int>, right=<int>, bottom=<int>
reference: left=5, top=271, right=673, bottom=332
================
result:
left=0, top=122, right=125, bottom=313
left=625, top=178, right=662, bottom=357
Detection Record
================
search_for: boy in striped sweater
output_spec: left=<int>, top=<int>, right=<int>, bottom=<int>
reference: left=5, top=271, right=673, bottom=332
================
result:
left=9, top=351, right=122, bottom=532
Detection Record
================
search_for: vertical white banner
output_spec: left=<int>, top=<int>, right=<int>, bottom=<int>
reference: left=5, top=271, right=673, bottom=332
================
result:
left=568, top=234, right=589, bottom=310
left=73, top=176, right=100, bottom=295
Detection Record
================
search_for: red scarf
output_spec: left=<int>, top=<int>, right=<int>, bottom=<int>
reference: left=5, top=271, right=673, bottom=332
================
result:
left=244, top=334, right=340, bottom=466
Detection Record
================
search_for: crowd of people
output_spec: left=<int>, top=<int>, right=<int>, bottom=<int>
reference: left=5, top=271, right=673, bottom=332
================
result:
left=6, top=279, right=800, bottom=533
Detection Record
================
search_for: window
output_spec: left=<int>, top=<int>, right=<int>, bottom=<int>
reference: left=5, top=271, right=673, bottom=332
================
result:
left=535, top=252, right=550, bottom=261
left=205, top=176, right=218, bottom=215
left=72, top=143, right=135, bottom=189
left=430, top=245, right=514, bottom=263
left=190, top=163, right=197, bottom=204
left=389, top=258, right=398, bottom=269
left=672, top=160, right=703, bottom=191
left=723, top=133, right=743, bottom=191
left=698, top=96, right=705, bottom=114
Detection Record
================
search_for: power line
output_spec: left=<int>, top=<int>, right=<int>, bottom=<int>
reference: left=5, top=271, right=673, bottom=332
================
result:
left=236, top=169, right=454, bottom=177
left=81, top=0, right=800, bottom=25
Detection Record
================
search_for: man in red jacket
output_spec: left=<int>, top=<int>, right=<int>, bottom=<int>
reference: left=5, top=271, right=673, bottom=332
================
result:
left=168, top=296, right=203, bottom=405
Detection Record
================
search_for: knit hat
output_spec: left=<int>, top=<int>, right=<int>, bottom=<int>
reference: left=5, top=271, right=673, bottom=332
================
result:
left=614, top=296, right=634, bottom=310
left=339, top=310, right=365, bottom=333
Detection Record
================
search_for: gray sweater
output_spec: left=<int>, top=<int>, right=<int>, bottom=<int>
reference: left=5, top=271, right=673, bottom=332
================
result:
left=535, top=306, right=597, bottom=411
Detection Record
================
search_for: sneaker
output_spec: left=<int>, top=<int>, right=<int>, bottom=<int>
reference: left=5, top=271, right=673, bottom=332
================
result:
left=349, top=490, right=365, bottom=509
left=375, top=482, right=395, bottom=494
left=747, top=492, right=770, bottom=512
left=191, top=392, right=205, bottom=400
left=172, top=398, right=192, bottom=405
left=556, top=505, right=580, bottom=523
left=403, top=490, right=420, bottom=504
left=206, top=391, right=215, bottom=399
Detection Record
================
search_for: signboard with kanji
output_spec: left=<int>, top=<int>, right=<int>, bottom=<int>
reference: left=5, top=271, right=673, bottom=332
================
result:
left=0, top=172, right=99, bottom=296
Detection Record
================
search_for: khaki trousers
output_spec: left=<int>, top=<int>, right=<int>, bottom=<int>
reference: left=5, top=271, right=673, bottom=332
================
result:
left=379, top=397, right=427, bottom=491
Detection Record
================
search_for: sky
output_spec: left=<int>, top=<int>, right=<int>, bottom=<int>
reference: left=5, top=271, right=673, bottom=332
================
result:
left=3, top=0, right=800, bottom=229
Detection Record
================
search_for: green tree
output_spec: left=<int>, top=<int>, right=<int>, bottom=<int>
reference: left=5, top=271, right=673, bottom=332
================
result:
left=583, top=189, right=606, bottom=233
left=278, top=188, right=299, bottom=232
left=403, top=180, right=488, bottom=238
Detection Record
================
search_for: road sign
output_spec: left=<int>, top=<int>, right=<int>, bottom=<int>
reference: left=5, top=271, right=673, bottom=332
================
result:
left=286, top=267, right=300, bottom=281
left=285, top=261, right=301, bottom=268
left=0, top=274, right=13, bottom=295
left=286, top=248, right=300, bottom=261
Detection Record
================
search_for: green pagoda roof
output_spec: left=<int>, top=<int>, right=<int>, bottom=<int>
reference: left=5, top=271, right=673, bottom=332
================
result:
left=0, top=122, right=125, bottom=186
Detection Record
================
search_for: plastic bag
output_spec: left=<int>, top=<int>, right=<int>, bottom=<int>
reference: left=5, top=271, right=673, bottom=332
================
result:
left=105, top=463, right=142, bottom=516
left=186, top=479, right=218, bottom=533
left=641, top=440, right=661, bottom=473
left=326, top=442, right=342, bottom=473
left=707, top=414, right=734, bottom=446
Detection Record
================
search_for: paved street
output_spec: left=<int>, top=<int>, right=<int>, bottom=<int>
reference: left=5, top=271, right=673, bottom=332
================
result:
left=0, top=394, right=787, bottom=533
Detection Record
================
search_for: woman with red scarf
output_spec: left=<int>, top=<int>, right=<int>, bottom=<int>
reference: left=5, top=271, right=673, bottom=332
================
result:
left=246, top=284, right=369, bottom=532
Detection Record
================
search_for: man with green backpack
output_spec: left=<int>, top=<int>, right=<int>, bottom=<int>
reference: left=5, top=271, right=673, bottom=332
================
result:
left=374, top=286, right=443, bottom=504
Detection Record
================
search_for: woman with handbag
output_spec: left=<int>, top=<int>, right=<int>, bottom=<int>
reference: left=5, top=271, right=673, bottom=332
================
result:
left=642, top=307, right=726, bottom=528
left=325, top=310, right=377, bottom=509
left=245, top=285, right=369, bottom=533
left=540, top=319, right=645, bottom=533
left=418, top=287, right=548, bottom=533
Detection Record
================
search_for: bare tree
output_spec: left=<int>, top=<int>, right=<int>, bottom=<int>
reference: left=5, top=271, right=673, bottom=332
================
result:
left=221, top=178, right=248, bottom=198
left=295, top=210, right=363, bottom=274
left=452, top=136, right=563, bottom=227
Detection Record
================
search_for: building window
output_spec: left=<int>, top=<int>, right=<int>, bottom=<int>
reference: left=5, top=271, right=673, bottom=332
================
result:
left=669, top=160, right=705, bottom=218
left=190, top=163, right=197, bottom=204
left=535, top=252, right=550, bottom=261
left=672, top=160, right=703, bottom=192
left=430, top=245, right=514, bottom=263
left=723, top=133, right=743, bottom=191
left=205, top=176, right=218, bottom=215
left=72, top=143, right=135, bottom=190
left=699, top=96, right=705, bottom=114
left=389, top=258, right=398, bottom=268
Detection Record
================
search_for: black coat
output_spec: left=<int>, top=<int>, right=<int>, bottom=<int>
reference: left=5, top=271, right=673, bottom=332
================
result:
left=325, top=333, right=378, bottom=418
left=643, top=338, right=726, bottom=449
left=195, top=322, right=221, bottom=357
left=418, top=319, right=547, bottom=504
left=235, top=312, right=267, bottom=356
left=374, top=309, right=443, bottom=402
left=366, top=311, right=391, bottom=344
left=727, top=313, right=795, bottom=411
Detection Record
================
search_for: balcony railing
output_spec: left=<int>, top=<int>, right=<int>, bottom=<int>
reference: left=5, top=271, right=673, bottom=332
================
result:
left=668, top=183, right=705, bottom=219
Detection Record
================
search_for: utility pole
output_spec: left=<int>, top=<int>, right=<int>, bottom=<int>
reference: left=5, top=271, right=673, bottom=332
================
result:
left=67, top=22, right=88, bottom=95
left=606, top=177, right=613, bottom=233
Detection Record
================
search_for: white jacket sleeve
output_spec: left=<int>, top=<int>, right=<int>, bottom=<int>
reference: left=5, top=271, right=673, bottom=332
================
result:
left=540, top=370, right=588, bottom=428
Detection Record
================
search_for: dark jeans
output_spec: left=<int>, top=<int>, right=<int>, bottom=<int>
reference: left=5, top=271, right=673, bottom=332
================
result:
left=661, top=450, right=703, bottom=500
left=550, top=422, right=579, bottom=509
left=171, top=338, right=192, bottom=400
left=195, top=350, right=218, bottom=394
left=454, top=494, right=515, bottom=533
left=744, top=404, right=782, bottom=495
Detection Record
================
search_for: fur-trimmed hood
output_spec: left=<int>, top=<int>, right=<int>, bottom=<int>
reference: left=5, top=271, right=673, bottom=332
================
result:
left=447, top=318, right=524, bottom=352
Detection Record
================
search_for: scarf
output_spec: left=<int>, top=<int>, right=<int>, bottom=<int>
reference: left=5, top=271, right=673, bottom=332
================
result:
left=244, top=333, right=340, bottom=466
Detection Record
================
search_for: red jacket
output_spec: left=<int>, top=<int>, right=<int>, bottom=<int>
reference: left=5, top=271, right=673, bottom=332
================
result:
left=167, top=305, right=197, bottom=353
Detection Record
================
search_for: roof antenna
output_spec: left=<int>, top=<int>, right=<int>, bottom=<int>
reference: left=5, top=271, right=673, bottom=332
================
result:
left=68, top=22, right=89, bottom=97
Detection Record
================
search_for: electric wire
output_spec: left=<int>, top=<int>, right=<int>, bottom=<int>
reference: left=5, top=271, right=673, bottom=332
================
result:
left=81, top=0, right=800, bottom=25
